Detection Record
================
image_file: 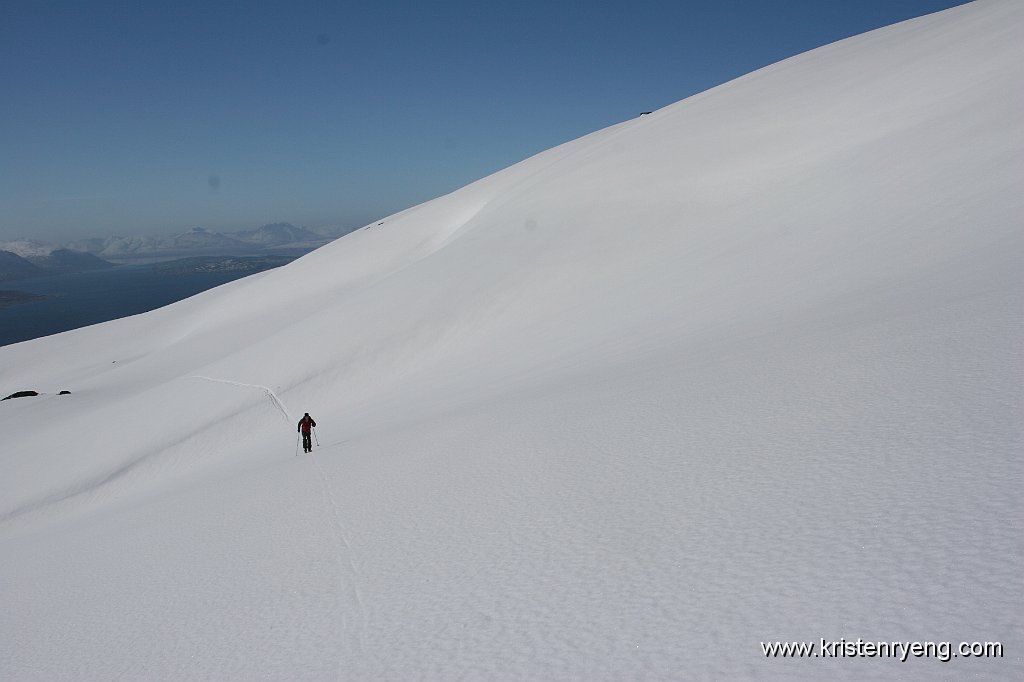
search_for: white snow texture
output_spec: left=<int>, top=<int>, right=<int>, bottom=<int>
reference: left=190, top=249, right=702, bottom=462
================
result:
left=1, top=2, right=1021, bottom=680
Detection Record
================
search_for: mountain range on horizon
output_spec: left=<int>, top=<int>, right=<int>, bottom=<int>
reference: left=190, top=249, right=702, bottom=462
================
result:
left=1, top=221, right=351, bottom=263
left=0, top=248, right=115, bottom=282
left=0, top=222, right=354, bottom=280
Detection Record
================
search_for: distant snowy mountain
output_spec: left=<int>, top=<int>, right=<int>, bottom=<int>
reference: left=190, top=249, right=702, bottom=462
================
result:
left=85, top=228, right=251, bottom=260
left=0, top=239, right=55, bottom=258
left=24, top=248, right=115, bottom=274
left=0, top=243, right=115, bottom=279
left=67, top=224, right=335, bottom=261
left=230, top=222, right=328, bottom=246
left=85, top=234, right=165, bottom=259
left=166, top=226, right=248, bottom=251
left=64, top=236, right=116, bottom=255
left=1, top=2, right=1021, bottom=680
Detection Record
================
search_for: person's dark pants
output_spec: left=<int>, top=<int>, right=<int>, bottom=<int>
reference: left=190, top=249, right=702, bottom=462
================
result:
left=302, top=432, right=312, bottom=452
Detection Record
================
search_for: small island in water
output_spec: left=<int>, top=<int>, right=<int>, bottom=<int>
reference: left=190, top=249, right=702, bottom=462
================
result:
left=150, top=255, right=297, bottom=275
left=0, top=290, right=49, bottom=310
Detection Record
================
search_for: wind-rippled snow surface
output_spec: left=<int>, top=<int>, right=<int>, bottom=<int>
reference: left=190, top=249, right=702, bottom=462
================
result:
left=2, top=1, right=1022, bottom=679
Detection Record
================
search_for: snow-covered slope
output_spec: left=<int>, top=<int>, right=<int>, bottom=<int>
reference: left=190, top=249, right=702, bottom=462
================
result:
left=1, top=2, right=1022, bottom=679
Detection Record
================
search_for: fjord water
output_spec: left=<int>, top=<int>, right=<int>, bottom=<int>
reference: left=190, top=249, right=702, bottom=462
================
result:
left=0, top=265, right=278, bottom=347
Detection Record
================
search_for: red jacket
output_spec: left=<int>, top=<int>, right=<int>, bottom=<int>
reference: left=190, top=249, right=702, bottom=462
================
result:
left=298, top=415, right=316, bottom=433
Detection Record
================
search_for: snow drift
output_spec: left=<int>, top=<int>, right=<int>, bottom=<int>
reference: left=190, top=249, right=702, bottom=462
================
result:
left=1, top=1, right=1021, bottom=679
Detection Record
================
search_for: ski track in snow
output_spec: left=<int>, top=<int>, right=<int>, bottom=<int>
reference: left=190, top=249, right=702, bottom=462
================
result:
left=309, top=441, right=369, bottom=670
left=190, top=375, right=368, bottom=669
left=189, top=375, right=293, bottom=423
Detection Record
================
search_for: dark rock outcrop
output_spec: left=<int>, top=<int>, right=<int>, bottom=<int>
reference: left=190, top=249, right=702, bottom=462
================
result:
left=2, top=390, right=39, bottom=400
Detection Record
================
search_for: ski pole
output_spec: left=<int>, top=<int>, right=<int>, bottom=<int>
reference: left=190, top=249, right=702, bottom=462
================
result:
left=295, top=433, right=300, bottom=456
left=312, top=427, right=320, bottom=447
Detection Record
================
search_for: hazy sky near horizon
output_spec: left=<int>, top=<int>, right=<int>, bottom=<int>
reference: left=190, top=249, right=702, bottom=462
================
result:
left=1, top=0, right=968, bottom=243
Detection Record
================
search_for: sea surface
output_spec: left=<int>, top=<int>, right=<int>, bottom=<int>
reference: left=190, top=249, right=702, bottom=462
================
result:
left=0, top=265, right=274, bottom=347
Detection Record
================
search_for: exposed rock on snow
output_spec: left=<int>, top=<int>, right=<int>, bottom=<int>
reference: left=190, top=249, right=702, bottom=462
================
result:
left=2, top=390, right=39, bottom=400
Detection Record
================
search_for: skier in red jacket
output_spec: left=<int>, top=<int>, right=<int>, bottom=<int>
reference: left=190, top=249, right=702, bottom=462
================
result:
left=298, top=413, right=317, bottom=453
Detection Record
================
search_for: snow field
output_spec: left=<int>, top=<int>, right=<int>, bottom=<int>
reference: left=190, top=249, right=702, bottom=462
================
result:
left=1, top=1, right=1022, bottom=678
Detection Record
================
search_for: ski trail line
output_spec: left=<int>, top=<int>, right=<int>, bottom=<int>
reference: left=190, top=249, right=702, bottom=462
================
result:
left=189, top=374, right=367, bottom=666
left=189, top=376, right=293, bottom=422
left=310, top=448, right=368, bottom=668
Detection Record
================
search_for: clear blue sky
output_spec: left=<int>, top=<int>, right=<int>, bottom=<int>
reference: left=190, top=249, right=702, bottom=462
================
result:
left=0, top=0, right=968, bottom=243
